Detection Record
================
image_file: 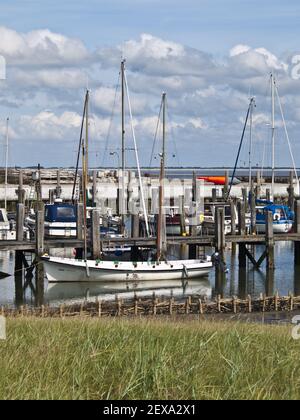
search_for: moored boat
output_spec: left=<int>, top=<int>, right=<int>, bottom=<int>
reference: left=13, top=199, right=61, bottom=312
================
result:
left=42, top=256, right=213, bottom=283
left=256, top=203, right=294, bottom=234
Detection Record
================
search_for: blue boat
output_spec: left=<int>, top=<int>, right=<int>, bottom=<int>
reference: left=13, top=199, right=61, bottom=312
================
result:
left=256, top=201, right=294, bottom=234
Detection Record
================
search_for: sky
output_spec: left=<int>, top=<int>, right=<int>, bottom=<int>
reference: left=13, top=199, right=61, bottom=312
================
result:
left=1, top=0, right=300, bottom=167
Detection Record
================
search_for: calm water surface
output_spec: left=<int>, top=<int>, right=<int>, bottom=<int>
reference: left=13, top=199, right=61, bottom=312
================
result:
left=0, top=242, right=300, bottom=307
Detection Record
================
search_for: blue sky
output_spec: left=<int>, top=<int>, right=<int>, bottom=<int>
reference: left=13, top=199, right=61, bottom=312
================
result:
left=2, top=0, right=300, bottom=53
left=1, top=0, right=300, bottom=167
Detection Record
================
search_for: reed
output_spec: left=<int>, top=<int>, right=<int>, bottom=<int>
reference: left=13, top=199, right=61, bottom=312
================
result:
left=0, top=318, right=299, bottom=400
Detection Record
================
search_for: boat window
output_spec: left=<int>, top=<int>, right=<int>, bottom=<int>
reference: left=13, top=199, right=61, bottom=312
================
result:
left=224, top=206, right=231, bottom=217
left=57, top=207, right=75, bottom=218
left=0, top=212, right=4, bottom=222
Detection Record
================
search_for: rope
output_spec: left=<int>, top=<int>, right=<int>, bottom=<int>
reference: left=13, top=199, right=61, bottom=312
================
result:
left=101, top=74, right=121, bottom=167
left=275, top=84, right=300, bottom=195
left=227, top=98, right=253, bottom=200
left=149, top=101, right=163, bottom=167
left=124, top=71, right=150, bottom=237
left=72, top=94, right=88, bottom=203
left=167, top=105, right=181, bottom=167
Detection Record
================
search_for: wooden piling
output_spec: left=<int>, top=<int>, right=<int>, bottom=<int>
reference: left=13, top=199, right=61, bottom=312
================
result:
left=35, top=204, right=45, bottom=306
left=239, top=244, right=247, bottom=268
left=16, top=170, right=25, bottom=205
left=91, top=209, right=101, bottom=260
left=230, top=201, right=236, bottom=235
left=212, top=188, right=217, bottom=202
left=16, top=203, right=25, bottom=241
left=238, top=201, right=246, bottom=236
left=36, top=205, right=45, bottom=256
left=14, top=250, right=24, bottom=307
left=77, top=203, right=84, bottom=241
left=250, top=186, right=256, bottom=234
left=266, top=211, right=275, bottom=270
left=215, top=207, right=225, bottom=262
left=131, top=214, right=140, bottom=238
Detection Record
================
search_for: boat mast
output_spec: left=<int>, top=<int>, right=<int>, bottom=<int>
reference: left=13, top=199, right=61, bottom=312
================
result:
left=121, top=60, right=126, bottom=232
left=82, top=90, right=89, bottom=261
left=271, top=73, right=276, bottom=200
left=157, top=93, right=167, bottom=261
left=248, top=98, right=255, bottom=191
left=4, top=117, right=9, bottom=212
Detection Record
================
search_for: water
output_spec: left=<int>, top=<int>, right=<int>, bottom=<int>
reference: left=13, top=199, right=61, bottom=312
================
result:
left=1, top=242, right=300, bottom=308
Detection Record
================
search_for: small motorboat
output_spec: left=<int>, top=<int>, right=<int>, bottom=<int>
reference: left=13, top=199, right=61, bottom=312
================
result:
left=256, top=203, right=294, bottom=234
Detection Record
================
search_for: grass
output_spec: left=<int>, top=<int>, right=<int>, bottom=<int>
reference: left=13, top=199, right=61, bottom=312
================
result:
left=0, top=317, right=299, bottom=400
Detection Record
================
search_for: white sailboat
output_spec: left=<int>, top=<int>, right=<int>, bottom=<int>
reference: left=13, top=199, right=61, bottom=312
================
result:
left=43, top=82, right=212, bottom=283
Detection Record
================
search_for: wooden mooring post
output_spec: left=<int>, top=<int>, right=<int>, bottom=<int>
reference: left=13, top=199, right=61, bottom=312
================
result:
left=91, top=209, right=101, bottom=260
left=215, top=206, right=225, bottom=262
left=16, top=203, right=25, bottom=241
left=16, top=170, right=25, bottom=205
left=35, top=204, right=45, bottom=306
left=266, top=211, right=275, bottom=270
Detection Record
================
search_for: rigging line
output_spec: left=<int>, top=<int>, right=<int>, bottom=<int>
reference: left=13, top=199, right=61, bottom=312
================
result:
left=275, top=84, right=300, bottom=195
left=124, top=71, right=150, bottom=238
left=149, top=100, right=163, bottom=167
left=72, top=93, right=88, bottom=203
left=226, top=98, right=253, bottom=200
left=101, top=74, right=121, bottom=168
left=166, top=104, right=181, bottom=168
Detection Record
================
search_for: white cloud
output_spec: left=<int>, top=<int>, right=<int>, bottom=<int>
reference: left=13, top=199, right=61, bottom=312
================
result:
left=0, top=26, right=89, bottom=66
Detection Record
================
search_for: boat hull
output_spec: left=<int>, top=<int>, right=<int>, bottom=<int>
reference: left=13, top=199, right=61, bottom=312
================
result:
left=256, top=221, right=293, bottom=234
left=43, top=257, right=212, bottom=283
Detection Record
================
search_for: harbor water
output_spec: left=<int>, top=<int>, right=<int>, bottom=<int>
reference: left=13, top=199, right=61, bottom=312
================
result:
left=0, top=242, right=299, bottom=308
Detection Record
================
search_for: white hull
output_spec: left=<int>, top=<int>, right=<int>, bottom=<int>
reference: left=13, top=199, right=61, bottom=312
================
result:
left=256, top=222, right=293, bottom=234
left=0, top=229, right=16, bottom=241
left=43, top=257, right=212, bottom=283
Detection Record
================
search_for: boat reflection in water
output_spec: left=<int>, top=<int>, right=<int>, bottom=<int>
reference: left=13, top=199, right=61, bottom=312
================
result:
left=46, top=278, right=212, bottom=305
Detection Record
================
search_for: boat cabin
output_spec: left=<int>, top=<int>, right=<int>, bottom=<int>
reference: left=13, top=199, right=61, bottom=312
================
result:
left=44, top=202, right=77, bottom=238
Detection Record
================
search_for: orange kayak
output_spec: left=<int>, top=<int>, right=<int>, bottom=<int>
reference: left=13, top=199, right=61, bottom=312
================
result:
left=197, top=176, right=227, bottom=185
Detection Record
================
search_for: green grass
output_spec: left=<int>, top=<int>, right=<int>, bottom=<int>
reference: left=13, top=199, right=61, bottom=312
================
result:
left=0, top=318, right=299, bottom=400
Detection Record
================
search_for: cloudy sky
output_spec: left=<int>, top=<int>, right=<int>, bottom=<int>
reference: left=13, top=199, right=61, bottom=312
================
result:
left=1, top=0, right=300, bottom=168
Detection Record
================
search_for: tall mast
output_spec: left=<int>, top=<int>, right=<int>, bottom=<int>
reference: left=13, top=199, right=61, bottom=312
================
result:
left=121, top=60, right=126, bottom=231
left=85, top=89, right=89, bottom=181
left=157, top=93, right=167, bottom=261
left=248, top=98, right=255, bottom=190
left=4, top=117, right=9, bottom=211
left=83, top=90, right=89, bottom=261
left=271, top=73, right=276, bottom=200
left=121, top=60, right=126, bottom=177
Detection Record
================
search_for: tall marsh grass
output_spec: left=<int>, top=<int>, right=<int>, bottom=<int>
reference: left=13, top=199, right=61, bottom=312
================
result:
left=0, top=318, right=299, bottom=400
